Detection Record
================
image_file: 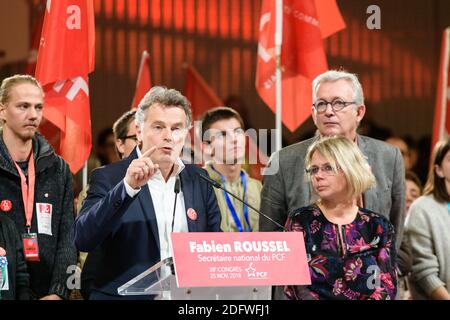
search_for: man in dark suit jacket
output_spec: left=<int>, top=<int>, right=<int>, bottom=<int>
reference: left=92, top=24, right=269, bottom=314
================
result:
left=260, top=70, right=405, bottom=252
left=74, top=86, right=221, bottom=299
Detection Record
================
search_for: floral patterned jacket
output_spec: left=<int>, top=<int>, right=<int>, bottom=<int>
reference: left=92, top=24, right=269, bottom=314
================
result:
left=285, top=204, right=397, bottom=300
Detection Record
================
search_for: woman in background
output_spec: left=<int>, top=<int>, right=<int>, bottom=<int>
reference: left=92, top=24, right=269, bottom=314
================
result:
left=407, top=139, right=450, bottom=300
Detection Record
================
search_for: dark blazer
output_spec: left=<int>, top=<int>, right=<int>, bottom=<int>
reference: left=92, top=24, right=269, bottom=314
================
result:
left=74, top=149, right=221, bottom=299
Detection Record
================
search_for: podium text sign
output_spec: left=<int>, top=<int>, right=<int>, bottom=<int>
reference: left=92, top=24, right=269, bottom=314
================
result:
left=171, top=232, right=311, bottom=288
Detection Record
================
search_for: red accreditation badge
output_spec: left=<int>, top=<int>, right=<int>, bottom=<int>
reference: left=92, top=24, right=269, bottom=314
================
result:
left=22, top=233, right=40, bottom=262
left=0, top=255, right=9, bottom=291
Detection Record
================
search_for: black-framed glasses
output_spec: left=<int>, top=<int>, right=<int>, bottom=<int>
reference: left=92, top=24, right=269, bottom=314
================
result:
left=312, top=98, right=356, bottom=113
left=120, top=134, right=138, bottom=142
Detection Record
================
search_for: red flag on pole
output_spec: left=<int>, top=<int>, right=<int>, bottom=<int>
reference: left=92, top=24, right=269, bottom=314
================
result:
left=131, top=50, right=152, bottom=108
left=25, top=11, right=62, bottom=153
left=314, top=0, right=347, bottom=38
left=183, top=64, right=223, bottom=165
left=256, top=0, right=345, bottom=132
left=431, top=27, right=450, bottom=149
left=35, top=0, right=95, bottom=174
left=183, top=64, right=223, bottom=120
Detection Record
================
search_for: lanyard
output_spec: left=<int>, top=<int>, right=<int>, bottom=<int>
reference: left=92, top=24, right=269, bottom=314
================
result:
left=215, top=168, right=251, bottom=232
left=13, top=150, right=35, bottom=232
left=447, top=202, right=450, bottom=215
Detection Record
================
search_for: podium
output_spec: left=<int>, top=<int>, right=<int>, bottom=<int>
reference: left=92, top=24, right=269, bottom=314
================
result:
left=118, top=232, right=310, bottom=300
left=117, top=257, right=271, bottom=300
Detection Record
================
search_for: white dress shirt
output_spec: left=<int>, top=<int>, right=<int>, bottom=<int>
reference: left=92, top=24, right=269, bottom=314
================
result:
left=124, top=148, right=188, bottom=298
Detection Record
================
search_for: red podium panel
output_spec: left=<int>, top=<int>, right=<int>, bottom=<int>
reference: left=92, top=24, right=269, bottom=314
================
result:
left=171, top=232, right=311, bottom=288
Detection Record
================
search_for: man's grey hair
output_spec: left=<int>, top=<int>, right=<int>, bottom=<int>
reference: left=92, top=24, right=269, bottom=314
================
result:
left=312, top=70, right=364, bottom=106
left=135, top=86, right=192, bottom=128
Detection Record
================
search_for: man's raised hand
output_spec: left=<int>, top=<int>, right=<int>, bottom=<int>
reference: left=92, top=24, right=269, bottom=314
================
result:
left=125, top=146, right=159, bottom=189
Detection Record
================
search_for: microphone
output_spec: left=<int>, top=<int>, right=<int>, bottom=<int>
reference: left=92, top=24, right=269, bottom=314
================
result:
left=170, top=176, right=181, bottom=276
left=198, top=172, right=286, bottom=231
left=171, top=176, right=181, bottom=233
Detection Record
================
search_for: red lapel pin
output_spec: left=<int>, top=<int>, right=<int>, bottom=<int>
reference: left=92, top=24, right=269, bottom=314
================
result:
left=187, top=208, right=198, bottom=221
left=0, top=200, right=12, bottom=212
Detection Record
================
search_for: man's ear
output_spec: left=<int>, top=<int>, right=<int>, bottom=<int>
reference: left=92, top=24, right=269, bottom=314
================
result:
left=135, top=121, right=142, bottom=142
left=115, top=140, right=125, bottom=158
left=201, top=140, right=213, bottom=155
left=311, top=107, right=318, bottom=126
left=356, top=104, right=366, bottom=122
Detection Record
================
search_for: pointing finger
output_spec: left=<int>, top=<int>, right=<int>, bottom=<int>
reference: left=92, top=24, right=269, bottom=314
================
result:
left=141, top=146, right=157, bottom=159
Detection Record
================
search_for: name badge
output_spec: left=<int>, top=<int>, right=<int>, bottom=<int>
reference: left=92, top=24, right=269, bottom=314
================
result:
left=0, top=256, right=9, bottom=291
left=22, top=233, right=40, bottom=262
left=36, top=203, right=53, bottom=236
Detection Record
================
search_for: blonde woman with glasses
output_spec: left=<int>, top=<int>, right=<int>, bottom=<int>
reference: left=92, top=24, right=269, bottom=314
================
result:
left=285, top=136, right=397, bottom=300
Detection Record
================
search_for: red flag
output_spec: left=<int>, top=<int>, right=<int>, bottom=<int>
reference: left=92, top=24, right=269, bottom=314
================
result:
left=131, top=50, right=152, bottom=108
left=256, top=0, right=345, bottom=132
left=314, top=0, right=346, bottom=38
left=183, top=64, right=223, bottom=120
left=25, top=11, right=62, bottom=153
left=35, top=0, right=95, bottom=173
left=431, top=27, right=450, bottom=150
left=182, top=64, right=222, bottom=166
left=183, top=64, right=268, bottom=179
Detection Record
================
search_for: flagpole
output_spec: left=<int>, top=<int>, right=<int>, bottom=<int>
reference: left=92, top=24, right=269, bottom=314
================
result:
left=439, top=28, right=450, bottom=141
left=82, top=160, right=88, bottom=189
left=274, top=0, right=283, bottom=152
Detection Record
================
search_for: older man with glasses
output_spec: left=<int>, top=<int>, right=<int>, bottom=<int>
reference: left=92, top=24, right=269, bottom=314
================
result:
left=260, top=69, right=405, bottom=269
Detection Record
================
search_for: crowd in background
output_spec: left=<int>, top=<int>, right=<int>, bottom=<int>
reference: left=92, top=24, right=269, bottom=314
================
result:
left=1, top=70, right=449, bottom=300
